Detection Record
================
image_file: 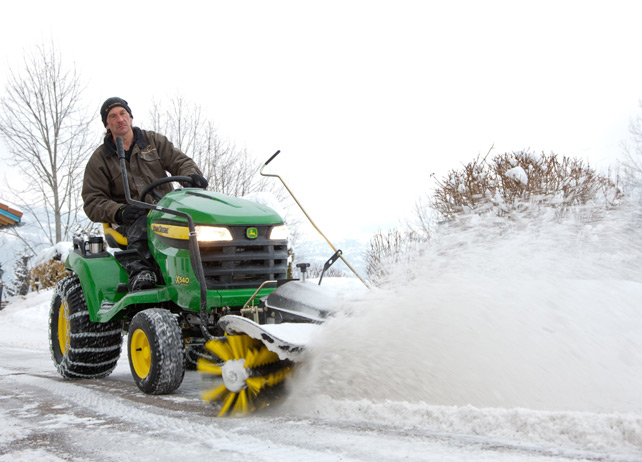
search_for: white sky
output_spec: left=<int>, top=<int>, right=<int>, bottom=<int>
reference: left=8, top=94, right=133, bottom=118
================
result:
left=2, top=0, right=642, bottom=240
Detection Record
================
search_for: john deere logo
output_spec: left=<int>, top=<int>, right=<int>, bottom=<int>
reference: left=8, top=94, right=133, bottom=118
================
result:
left=246, top=227, right=258, bottom=239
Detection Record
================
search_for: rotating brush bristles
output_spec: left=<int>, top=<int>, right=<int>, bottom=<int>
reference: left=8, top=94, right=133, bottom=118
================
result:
left=197, top=334, right=293, bottom=417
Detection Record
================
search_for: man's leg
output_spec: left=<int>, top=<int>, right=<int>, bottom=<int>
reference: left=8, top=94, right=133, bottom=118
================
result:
left=124, top=214, right=157, bottom=291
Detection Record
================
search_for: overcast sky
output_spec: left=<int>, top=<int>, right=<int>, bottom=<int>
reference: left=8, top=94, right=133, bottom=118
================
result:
left=2, top=0, right=642, bottom=241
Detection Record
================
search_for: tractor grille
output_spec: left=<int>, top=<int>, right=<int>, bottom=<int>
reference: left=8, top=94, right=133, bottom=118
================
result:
left=199, top=226, right=288, bottom=290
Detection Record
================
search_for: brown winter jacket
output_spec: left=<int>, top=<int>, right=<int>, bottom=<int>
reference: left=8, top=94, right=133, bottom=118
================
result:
left=82, top=128, right=203, bottom=224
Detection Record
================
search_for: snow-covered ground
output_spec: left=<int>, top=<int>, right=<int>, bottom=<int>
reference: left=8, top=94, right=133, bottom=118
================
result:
left=1, top=208, right=641, bottom=461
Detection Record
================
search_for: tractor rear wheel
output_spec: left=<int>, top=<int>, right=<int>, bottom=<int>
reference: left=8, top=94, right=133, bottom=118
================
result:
left=49, top=274, right=122, bottom=378
left=127, top=308, right=185, bottom=394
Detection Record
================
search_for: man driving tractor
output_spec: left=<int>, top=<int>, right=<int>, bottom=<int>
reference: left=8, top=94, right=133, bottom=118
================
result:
left=82, top=97, right=208, bottom=291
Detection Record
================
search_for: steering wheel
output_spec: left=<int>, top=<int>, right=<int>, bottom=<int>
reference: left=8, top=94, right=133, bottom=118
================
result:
left=139, top=175, right=198, bottom=203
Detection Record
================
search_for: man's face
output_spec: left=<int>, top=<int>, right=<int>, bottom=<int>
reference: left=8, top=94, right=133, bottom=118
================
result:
left=105, top=107, right=132, bottom=137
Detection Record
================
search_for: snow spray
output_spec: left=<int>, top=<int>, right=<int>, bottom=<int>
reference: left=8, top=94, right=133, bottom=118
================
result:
left=289, top=204, right=642, bottom=413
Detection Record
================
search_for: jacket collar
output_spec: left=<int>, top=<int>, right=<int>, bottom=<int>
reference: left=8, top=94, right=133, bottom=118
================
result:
left=103, top=127, right=147, bottom=157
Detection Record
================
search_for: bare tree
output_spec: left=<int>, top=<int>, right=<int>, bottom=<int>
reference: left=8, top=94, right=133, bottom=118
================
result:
left=147, top=95, right=280, bottom=197
left=0, top=41, right=92, bottom=244
left=622, top=100, right=642, bottom=175
left=620, top=100, right=642, bottom=202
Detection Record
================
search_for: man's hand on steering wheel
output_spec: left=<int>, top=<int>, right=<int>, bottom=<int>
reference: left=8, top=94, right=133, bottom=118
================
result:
left=139, top=174, right=209, bottom=203
left=184, top=173, right=208, bottom=189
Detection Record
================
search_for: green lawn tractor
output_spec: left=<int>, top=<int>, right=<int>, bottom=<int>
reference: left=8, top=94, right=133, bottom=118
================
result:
left=49, top=138, right=289, bottom=414
left=49, top=140, right=367, bottom=416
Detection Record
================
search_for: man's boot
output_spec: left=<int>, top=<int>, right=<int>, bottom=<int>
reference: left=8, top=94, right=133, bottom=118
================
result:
left=129, top=268, right=157, bottom=292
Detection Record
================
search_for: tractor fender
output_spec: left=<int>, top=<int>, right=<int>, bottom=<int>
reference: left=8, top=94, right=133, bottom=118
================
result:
left=65, top=250, right=128, bottom=321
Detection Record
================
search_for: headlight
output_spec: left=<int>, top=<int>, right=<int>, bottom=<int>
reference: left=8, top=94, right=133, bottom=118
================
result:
left=195, top=226, right=233, bottom=242
left=152, top=223, right=233, bottom=242
left=269, top=224, right=289, bottom=240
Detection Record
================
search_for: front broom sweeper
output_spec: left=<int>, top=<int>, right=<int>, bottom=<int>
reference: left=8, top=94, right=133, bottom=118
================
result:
left=49, top=141, right=367, bottom=416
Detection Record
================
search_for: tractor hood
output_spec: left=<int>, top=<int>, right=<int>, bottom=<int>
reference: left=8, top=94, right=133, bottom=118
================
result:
left=150, top=188, right=284, bottom=226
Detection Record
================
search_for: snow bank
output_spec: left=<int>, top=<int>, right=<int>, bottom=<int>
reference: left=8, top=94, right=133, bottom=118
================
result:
left=0, top=290, right=51, bottom=351
left=287, top=397, right=642, bottom=454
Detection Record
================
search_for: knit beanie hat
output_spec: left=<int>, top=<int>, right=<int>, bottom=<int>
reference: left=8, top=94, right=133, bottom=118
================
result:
left=100, top=97, right=133, bottom=126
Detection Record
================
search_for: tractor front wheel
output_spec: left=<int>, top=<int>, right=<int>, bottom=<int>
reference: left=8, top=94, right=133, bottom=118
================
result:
left=127, top=308, right=185, bottom=394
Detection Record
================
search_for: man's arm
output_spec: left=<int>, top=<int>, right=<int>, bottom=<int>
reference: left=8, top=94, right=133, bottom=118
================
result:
left=149, top=131, right=203, bottom=177
left=82, top=154, right=123, bottom=224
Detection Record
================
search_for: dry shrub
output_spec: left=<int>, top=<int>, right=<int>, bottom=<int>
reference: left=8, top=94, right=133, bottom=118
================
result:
left=304, top=261, right=349, bottom=279
left=29, top=260, right=67, bottom=292
left=366, top=151, right=623, bottom=287
left=431, top=151, right=621, bottom=222
left=365, top=229, right=425, bottom=287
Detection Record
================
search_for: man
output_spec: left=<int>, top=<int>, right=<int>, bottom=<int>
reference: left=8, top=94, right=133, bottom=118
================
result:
left=82, top=97, right=208, bottom=291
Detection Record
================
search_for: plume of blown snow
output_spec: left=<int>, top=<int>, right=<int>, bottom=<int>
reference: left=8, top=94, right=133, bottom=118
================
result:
left=288, top=202, right=642, bottom=414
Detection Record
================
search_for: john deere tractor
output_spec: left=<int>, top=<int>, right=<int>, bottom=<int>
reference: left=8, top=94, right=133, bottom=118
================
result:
left=49, top=139, right=302, bottom=415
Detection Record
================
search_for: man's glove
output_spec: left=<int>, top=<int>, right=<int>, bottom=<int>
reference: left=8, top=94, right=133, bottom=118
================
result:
left=115, top=205, right=147, bottom=225
left=187, top=173, right=208, bottom=189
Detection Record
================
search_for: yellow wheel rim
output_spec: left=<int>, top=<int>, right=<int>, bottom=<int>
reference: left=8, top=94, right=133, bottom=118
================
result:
left=57, top=300, right=70, bottom=355
left=130, top=328, right=152, bottom=379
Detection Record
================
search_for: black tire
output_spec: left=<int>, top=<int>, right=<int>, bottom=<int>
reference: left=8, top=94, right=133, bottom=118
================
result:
left=49, top=274, right=122, bottom=379
left=127, top=308, right=185, bottom=394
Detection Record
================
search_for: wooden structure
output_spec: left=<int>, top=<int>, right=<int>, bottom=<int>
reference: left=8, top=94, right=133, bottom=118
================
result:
left=0, top=202, right=22, bottom=228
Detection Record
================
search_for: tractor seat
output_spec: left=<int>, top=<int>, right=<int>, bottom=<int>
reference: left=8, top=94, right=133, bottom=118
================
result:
left=103, top=223, right=128, bottom=249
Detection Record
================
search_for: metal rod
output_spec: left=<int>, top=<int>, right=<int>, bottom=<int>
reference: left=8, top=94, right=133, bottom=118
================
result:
left=115, top=137, right=214, bottom=340
left=260, top=151, right=370, bottom=289
left=241, top=280, right=277, bottom=323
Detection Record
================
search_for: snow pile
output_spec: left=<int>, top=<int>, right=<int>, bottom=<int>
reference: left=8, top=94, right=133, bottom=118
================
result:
left=29, top=242, right=73, bottom=269
left=505, top=166, right=528, bottom=185
left=0, top=290, right=51, bottom=351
